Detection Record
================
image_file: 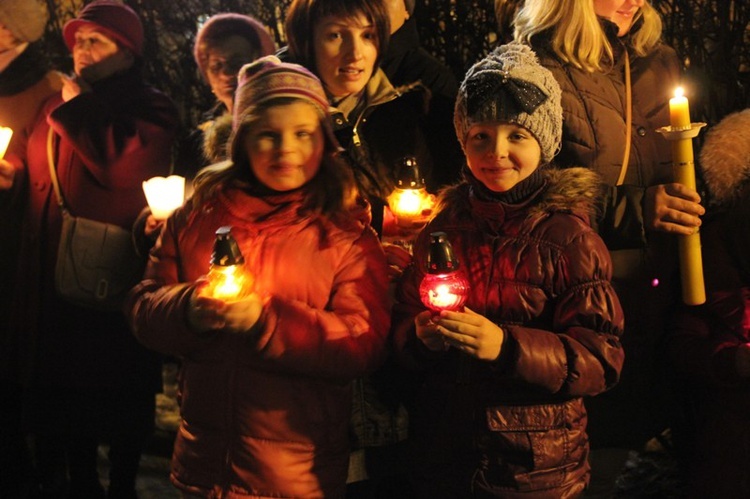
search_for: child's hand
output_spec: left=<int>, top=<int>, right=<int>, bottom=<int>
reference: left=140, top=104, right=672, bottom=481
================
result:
left=187, top=281, right=226, bottom=332
left=187, top=281, right=264, bottom=335
left=0, top=158, right=14, bottom=190
left=383, top=243, right=412, bottom=281
left=415, top=310, right=447, bottom=351
left=435, top=307, right=504, bottom=361
left=220, top=292, right=264, bottom=334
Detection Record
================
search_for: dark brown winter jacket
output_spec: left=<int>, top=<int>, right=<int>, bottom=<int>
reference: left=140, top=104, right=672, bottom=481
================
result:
left=393, top=167, right=625, bottom=498
left=530, top=20, right=685, bottom=448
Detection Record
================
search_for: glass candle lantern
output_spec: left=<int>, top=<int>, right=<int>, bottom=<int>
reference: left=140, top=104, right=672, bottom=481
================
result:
left=388, top=156, right=430, bottom=226
left=203, top=226, right=253, bottom=301
left=419, top=232, right=469, bottom=312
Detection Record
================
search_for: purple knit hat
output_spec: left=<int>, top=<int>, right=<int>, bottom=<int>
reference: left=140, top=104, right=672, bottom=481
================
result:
left=193, top=13, right=276, bottom=79
left=63, top=0, right=144, bottom=57
left=229, top=55, right=340, bottom=159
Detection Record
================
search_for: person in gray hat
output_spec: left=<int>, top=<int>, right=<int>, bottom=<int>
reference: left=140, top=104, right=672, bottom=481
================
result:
left=0, top=0, right=61, bottom=495
left=392, top=43, right=625, bottom=497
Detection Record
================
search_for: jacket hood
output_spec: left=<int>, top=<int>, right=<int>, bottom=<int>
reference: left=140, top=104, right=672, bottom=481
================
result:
left=699, top=108, right=750, bottom=206
left=202, top=111, right=233, bottom=164
left=438, top=166, right=603, bottom=220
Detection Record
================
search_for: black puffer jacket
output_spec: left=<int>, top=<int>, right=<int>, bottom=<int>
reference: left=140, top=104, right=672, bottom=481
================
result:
left=331, top=69, right=443, bottom=234
left=393, top=167, right=625, bottom=498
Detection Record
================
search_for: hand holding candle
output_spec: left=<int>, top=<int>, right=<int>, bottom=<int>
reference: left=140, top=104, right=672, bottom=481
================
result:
left=658, top=87, right=706, bottom=305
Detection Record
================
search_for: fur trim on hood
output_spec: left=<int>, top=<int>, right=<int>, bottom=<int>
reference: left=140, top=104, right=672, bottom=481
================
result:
left=699, top=108, right=750, bottom=206
left=437, top=166, right=603, bottom=219
left=202, top=112, right=233, bottom=164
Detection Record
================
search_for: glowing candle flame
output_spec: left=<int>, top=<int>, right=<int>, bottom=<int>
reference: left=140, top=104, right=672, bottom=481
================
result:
left=0, top=126, right=13, bottom=160
left=419, top=273, right=469, bottom=312
left=206, top=265, right=251, bottom=300
left=143, top=175, right=185, bottom=220
left=669, top=87, right=691, bottom=130
left=391, top=188, right=424, bottom=217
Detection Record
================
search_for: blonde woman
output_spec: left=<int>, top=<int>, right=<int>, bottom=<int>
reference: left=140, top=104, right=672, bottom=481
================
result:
left=511, top=1, right=704, bottom=496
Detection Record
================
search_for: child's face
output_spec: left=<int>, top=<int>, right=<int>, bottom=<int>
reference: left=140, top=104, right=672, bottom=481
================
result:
left=244, top=101, right=324, bottom=192
left=312, top=13, right=378, bottom=99
left=464, top=122, right=542, bottom=193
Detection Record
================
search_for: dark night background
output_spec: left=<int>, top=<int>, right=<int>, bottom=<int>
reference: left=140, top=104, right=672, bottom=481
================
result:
left=40, top=0, right=749, bottom=168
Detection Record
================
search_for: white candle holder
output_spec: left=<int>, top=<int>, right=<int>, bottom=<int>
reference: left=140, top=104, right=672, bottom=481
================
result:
left=656, top=122, right=707, bottom=141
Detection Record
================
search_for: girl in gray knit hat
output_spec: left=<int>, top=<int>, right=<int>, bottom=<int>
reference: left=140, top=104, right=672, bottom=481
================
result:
left=392, top=42, right=625, bottom=497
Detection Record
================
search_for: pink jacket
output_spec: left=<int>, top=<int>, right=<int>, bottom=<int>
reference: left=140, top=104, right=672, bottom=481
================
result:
left=127, top=186, right=391, bottom=498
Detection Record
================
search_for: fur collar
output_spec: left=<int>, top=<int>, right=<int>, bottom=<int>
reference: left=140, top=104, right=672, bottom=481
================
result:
left=699, top=109, right=750, bottom=206
left=437, top=166, right=603, bottom=220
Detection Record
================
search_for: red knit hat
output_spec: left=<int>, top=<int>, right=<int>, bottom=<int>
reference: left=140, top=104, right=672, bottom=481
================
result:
left=63, top=0, right=144, bottom=57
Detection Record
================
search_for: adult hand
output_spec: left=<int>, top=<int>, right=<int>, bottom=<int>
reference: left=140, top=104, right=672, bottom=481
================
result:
left=0, top=158, right=14, bottom=190
left=644, top=183, right=704, bottom=235
left=61, top=73, right=91, bottom=102
left=435, top=307, right=504, bottom=361
left=415, top=310, right=447, bottom=351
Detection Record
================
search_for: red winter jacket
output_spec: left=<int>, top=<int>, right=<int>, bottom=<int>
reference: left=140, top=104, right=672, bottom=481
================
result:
left=127, top=186, right=391, bottom=498
left=7, top=67, right=177, bottom=394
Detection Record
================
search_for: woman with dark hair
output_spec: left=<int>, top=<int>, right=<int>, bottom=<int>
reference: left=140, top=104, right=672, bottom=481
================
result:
left=283, top=2, right=453, bottom=495
left=283, top=0, right=453, bottom=235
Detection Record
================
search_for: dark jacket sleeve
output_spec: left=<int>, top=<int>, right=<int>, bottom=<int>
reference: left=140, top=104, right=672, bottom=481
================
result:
left=48, top=81, right=178, bottom=189
left=669, top=300, right=750, bottom=387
